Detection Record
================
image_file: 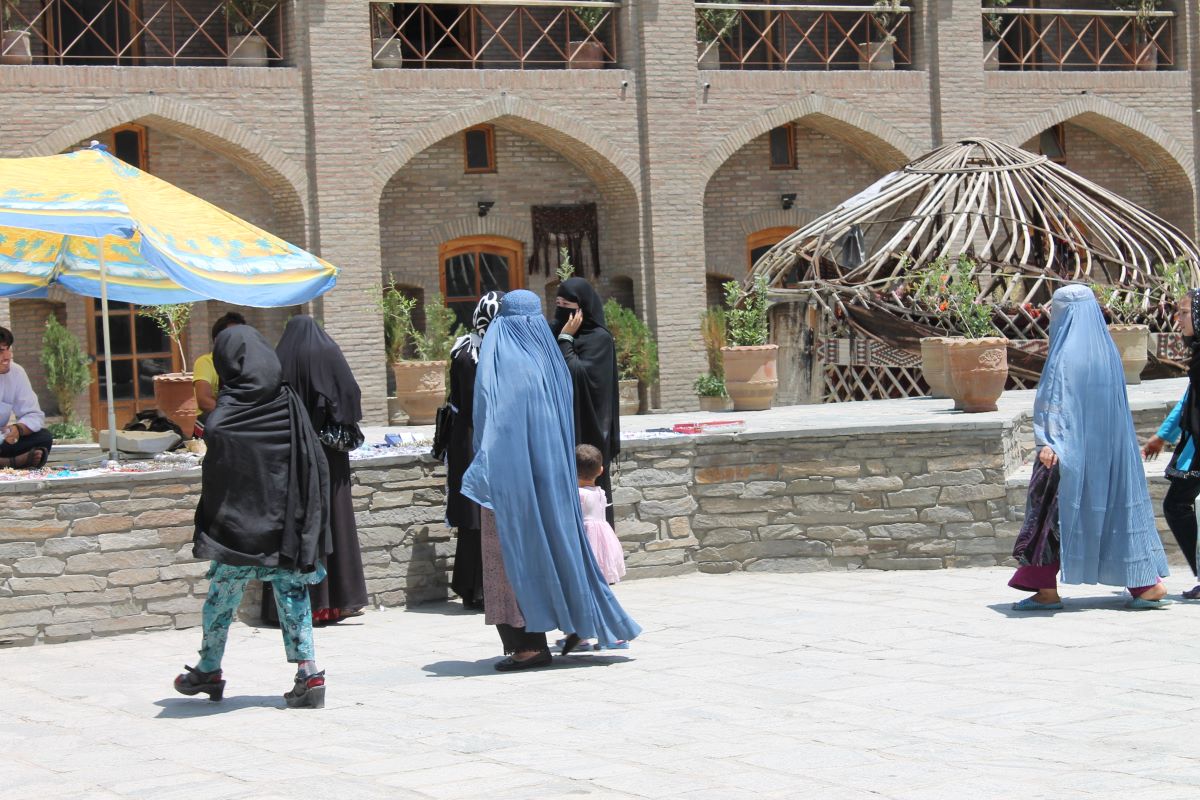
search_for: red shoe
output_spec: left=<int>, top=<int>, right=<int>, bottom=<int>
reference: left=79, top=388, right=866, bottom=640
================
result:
left=284, top=671, right=325, bottom=709
left=174, top=665, right=224, bottom=701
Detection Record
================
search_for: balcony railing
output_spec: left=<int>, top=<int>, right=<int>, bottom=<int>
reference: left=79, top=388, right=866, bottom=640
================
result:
left=982, top=8, right=1174, bottom=71
left=370, top=1, right=619, bottom=69
left=0, top=1, right=287, bottom=66
left=695, top=2, right=913, bottom=70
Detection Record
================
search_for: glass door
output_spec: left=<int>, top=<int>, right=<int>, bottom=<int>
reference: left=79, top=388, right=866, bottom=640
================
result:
left=87, top=300, right=181, bottom=433
left=439, top=236, right=525, bottom=331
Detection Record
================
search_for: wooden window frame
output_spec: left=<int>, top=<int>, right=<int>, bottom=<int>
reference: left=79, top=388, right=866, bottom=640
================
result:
left=768, top=124, right=796, bottom=171
left=110, top=124, right=149, bottom=171
left=438, top=235, right=525, bottom=309
left=746, top=226, right=798, bottom=273
left=463, top=125, right=497, bottom=174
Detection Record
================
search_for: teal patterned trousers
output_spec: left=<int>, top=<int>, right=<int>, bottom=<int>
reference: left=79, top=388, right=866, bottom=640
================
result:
left=196, top=562, right=322, bottom=671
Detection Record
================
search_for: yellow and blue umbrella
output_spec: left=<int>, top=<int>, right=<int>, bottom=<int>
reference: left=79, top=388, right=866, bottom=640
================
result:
left=0, top=144, right=339, bottom=458
left=0, top=145, right=337, bottom=305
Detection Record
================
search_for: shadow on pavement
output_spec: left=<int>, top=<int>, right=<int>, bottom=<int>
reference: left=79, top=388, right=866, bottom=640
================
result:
left=987, top=593, right=1182, bottom=618
left=422, top=654, right=633, bottom=678
left=153, top=695, right=282, bottom=717
left=403, top=601, right=484, bottom=617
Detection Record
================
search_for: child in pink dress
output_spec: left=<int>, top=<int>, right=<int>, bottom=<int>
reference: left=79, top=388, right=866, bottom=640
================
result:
left=560, top=445, right=627, bottom=653
left=577, top=444, right=626, bottom=584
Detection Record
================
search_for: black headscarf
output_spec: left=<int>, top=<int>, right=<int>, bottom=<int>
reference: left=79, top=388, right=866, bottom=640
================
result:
left=554, top=277, right=620, bottom=460
left=193, top=325, right=330, bottom=572
left=275, top=315, right=362, bottom=429
left=1182, top=289, right=1200, bottom=439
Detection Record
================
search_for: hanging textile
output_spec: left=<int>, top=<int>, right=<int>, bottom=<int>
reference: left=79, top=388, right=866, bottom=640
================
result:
left=529, top=203, right=601, bottom=278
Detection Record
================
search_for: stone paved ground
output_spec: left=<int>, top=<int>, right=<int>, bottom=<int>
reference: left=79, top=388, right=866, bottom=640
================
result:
left=3, top=567, right=1198, bottom=799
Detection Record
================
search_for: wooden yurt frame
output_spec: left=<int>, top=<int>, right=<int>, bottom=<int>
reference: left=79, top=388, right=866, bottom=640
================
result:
left=750, top=138, right=1200, bottom=403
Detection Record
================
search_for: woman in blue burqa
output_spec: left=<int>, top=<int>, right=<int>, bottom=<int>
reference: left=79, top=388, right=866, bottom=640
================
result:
left=1010, top=284, right=1170, bottom=610
left=462, top=290, right=641, bottom=670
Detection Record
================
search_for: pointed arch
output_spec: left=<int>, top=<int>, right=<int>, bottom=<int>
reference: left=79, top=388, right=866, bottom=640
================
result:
left=700, top=95, right=922, bottom=186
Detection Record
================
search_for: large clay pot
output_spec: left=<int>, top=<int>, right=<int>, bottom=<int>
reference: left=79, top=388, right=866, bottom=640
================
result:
left=919, top=337, right=951, bottom=399
left=2, top=30, right=32, bottom=65
left=392, top=360, right=446, bottom=425
left=697, top=40, right=720, bottom=70
left=387, top=396, right=408, bottom=425
left=858, top=38, right=894, bottom=70
left=983, top=41, right=999, bottom=71
left=721, top=345, right=779, bottom=411
left=698, top=395, right=730, bottom=412
left=1108, top=324, right=1149, bottom=385
left=153, top=373, right=198, bottom=439
left=618, top=379, right=639, bottom=416
left=228, top=33, right=269, bottom=67
left=568, top=40, right=606, bottom=69
left=372, top=36, right=403, bottom=68
left=946, top=338, right=1009, bottom=413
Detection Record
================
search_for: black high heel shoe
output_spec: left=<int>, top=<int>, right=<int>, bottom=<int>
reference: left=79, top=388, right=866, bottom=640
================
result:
left=284, top=671, right=326, bottom=709
left=174, top=665, right=225, bottom=701
left=494, top=649, right=553, bottom=672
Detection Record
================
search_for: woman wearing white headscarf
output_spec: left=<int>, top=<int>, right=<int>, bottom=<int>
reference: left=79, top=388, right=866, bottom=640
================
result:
left=1010, top=284, right=1170, bottom=610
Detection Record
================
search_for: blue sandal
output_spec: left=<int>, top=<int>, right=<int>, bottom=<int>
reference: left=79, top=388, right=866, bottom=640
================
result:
left=1125, top=596, right=1172, bottom=610
left=1012, top=597, right=1064, bottom=611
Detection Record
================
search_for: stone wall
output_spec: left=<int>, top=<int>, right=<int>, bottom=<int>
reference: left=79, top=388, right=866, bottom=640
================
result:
left=2, top=391, right=1185, bottom=647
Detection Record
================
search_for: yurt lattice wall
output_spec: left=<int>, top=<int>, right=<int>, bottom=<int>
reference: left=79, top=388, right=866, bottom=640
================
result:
left=752, top=138, right=1200, bottom=403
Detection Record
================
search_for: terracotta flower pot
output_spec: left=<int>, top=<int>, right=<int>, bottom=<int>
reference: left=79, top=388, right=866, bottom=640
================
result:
left=372, top=36, right=403, bottom=68
left=858, top=38, right=895, bottom=71
left=721, top=344, right=779, bottom=411
left=2, top=30, right=32, bottom=65
left=228, top=33, right=269, bottom=67
left=1107, top=324, right=1149, bottom=385
left=569, top=40, right=606, bottom=69
left=697, top=40, right=720, bottom=70
left=698, top=395, right=730, bottom=412
left=618, top=379, right=639, bottom=416
left=919, top=337, right=951, bottom=399
left=153, top=373, right=198, bottom=439
left=946, top=338, right=1008, bottom=413
left=392, top=360, right=446, bottom=425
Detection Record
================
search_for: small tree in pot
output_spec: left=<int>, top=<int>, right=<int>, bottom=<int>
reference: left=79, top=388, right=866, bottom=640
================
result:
left=569, top=5, right=608, bottom=69
left=695, top=305, right=729, bottom=411
left=861, top=0, right=902, bottom=70
left=40, top=315, right=92, bottom=440
left=138, top=303, right=198, bottom=436
left=721, top=276, right=778, bottom=411
left=604, top=299, right=659, bottom=415
left=1, top=1, right=32, bottom=66
left=696, top=0, right=740, bottom=69
left=1092, top=282, right=1148, bottom=384
left=225, top=0, right=275, bottom=66
left=371, top=279, right=462, bottom=425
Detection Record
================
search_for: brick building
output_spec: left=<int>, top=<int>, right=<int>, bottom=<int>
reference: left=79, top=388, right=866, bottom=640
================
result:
left=0, top=0, right=1197, bottom=426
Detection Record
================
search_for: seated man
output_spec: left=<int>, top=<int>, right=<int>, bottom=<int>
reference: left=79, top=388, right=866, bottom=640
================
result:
left=0, top=325, right=52, bottom=469
left=192, top=311, right=245, bottom=436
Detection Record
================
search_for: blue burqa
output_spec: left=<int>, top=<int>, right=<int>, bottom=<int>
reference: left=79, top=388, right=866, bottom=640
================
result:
left=1034, top=284, right=1168, bottom=587
left=461, top=290, right=641, bottom=643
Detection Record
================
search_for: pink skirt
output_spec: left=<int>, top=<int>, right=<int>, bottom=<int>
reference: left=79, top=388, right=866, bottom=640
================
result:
left=584, top=519, right=626, bottom=584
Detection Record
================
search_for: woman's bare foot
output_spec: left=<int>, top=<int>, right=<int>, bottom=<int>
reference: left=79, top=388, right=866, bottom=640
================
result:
left=1033, top=589, right=1062, bottom=604
left=1138, top=583, right=1168, bottom=602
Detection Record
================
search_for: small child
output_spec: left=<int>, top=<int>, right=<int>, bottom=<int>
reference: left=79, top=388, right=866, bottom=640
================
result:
left=576, top=444, right=626, bottom=586
left=560, top=445, right=627, bottom=654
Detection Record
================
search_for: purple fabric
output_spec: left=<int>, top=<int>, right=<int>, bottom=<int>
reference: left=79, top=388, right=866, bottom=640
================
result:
left=1009, top=564, right=1059, bottom=592
left=1013, top=461, right=1060, bottom=567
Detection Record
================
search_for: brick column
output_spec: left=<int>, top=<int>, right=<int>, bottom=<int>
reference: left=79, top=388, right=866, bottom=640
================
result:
left=629, top=0, right=708, bottom=410
left=297, top=1, right=388, bottom=423
left=1188, top=0, right=1200, bottom=241
left=927, top=0, right=988, bottom=146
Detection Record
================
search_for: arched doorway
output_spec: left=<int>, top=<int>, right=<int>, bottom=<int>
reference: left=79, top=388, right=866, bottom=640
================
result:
left=438, top=235, right=525, bottom=329
left=747, top=226, right=798, bottom=274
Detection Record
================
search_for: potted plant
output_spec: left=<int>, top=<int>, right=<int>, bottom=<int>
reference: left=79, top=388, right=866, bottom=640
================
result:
left=40, top=315, right=93, bottom=441
left=1093, top=283, right=1148, bottom=384
left=981, top=0, right=1012, bottom=70
left=569, top=6, right=607, bottom=69
left=138, top=303, right=198, bottom=437
left=1, top=2, right=32, bottom=66
left=696, top=0, right=739, bottom=70
left=720, top=276, right=778, bottom=411
left=225, top=0, right=274, bottom=67
left=1116, top=0, right=1161, bottom=70
left=860, top=0, right=901, bottom=71
left=911, top=256, right=1007, bottom=413
left=371, top=280, right=461, bottom=426
left=694, top=373, right=728, bottom=412
left=604, top=299, right=659, bottom=415
left=919, top=336, right=952, bottom=399
left=372, top=2, right=403, bottom=68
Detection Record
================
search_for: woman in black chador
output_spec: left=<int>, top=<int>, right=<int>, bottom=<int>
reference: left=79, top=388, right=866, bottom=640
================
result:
left=552, top=277, right=620, bottom=525
left=262, top=315, right=368, bottom=626
left=445, top=291, right=503, bottom=609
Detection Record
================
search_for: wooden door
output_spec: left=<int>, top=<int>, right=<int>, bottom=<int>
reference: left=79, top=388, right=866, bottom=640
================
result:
left=439, top=236, right=525, bottom=331
left=86, top=300, right=182, bottom=433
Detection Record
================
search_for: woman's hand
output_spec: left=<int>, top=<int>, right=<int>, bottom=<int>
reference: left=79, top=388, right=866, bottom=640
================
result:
left=562, top=308, right=584, bottom=336
left=1038, top=446, right=1058, bottom=469
left=1142, top=434, right=1165, bottom=461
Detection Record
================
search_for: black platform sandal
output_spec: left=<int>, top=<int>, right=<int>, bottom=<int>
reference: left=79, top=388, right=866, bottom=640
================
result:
left=494, top=649, right=553, bottom=672
left=174, top=665, right=225, bottom=701
left=284, top=671, right=326, bottom=709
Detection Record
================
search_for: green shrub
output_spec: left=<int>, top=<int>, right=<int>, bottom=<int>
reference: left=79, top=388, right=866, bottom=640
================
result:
left=40, top=316, right=92, bottom=427
left=604, top=299, right=659, bottom=385
left=693, top=373, right=726, bottom=397
left=722, top=276, right=771, bottom=347
left=48, top=421, right=90, bottom=440
left=137, top=303, right=192, bottom=371
left=369, top=280, right=463, bottom=363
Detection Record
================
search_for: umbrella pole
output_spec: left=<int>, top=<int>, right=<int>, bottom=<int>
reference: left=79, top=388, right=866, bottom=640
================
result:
left=98, top=245, right=118, bottom=462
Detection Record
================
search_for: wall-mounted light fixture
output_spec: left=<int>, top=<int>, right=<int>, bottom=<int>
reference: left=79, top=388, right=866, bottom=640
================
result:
left=477, top=201, right=494, bottom=218
left=780, top=193, right=796, bottom=211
